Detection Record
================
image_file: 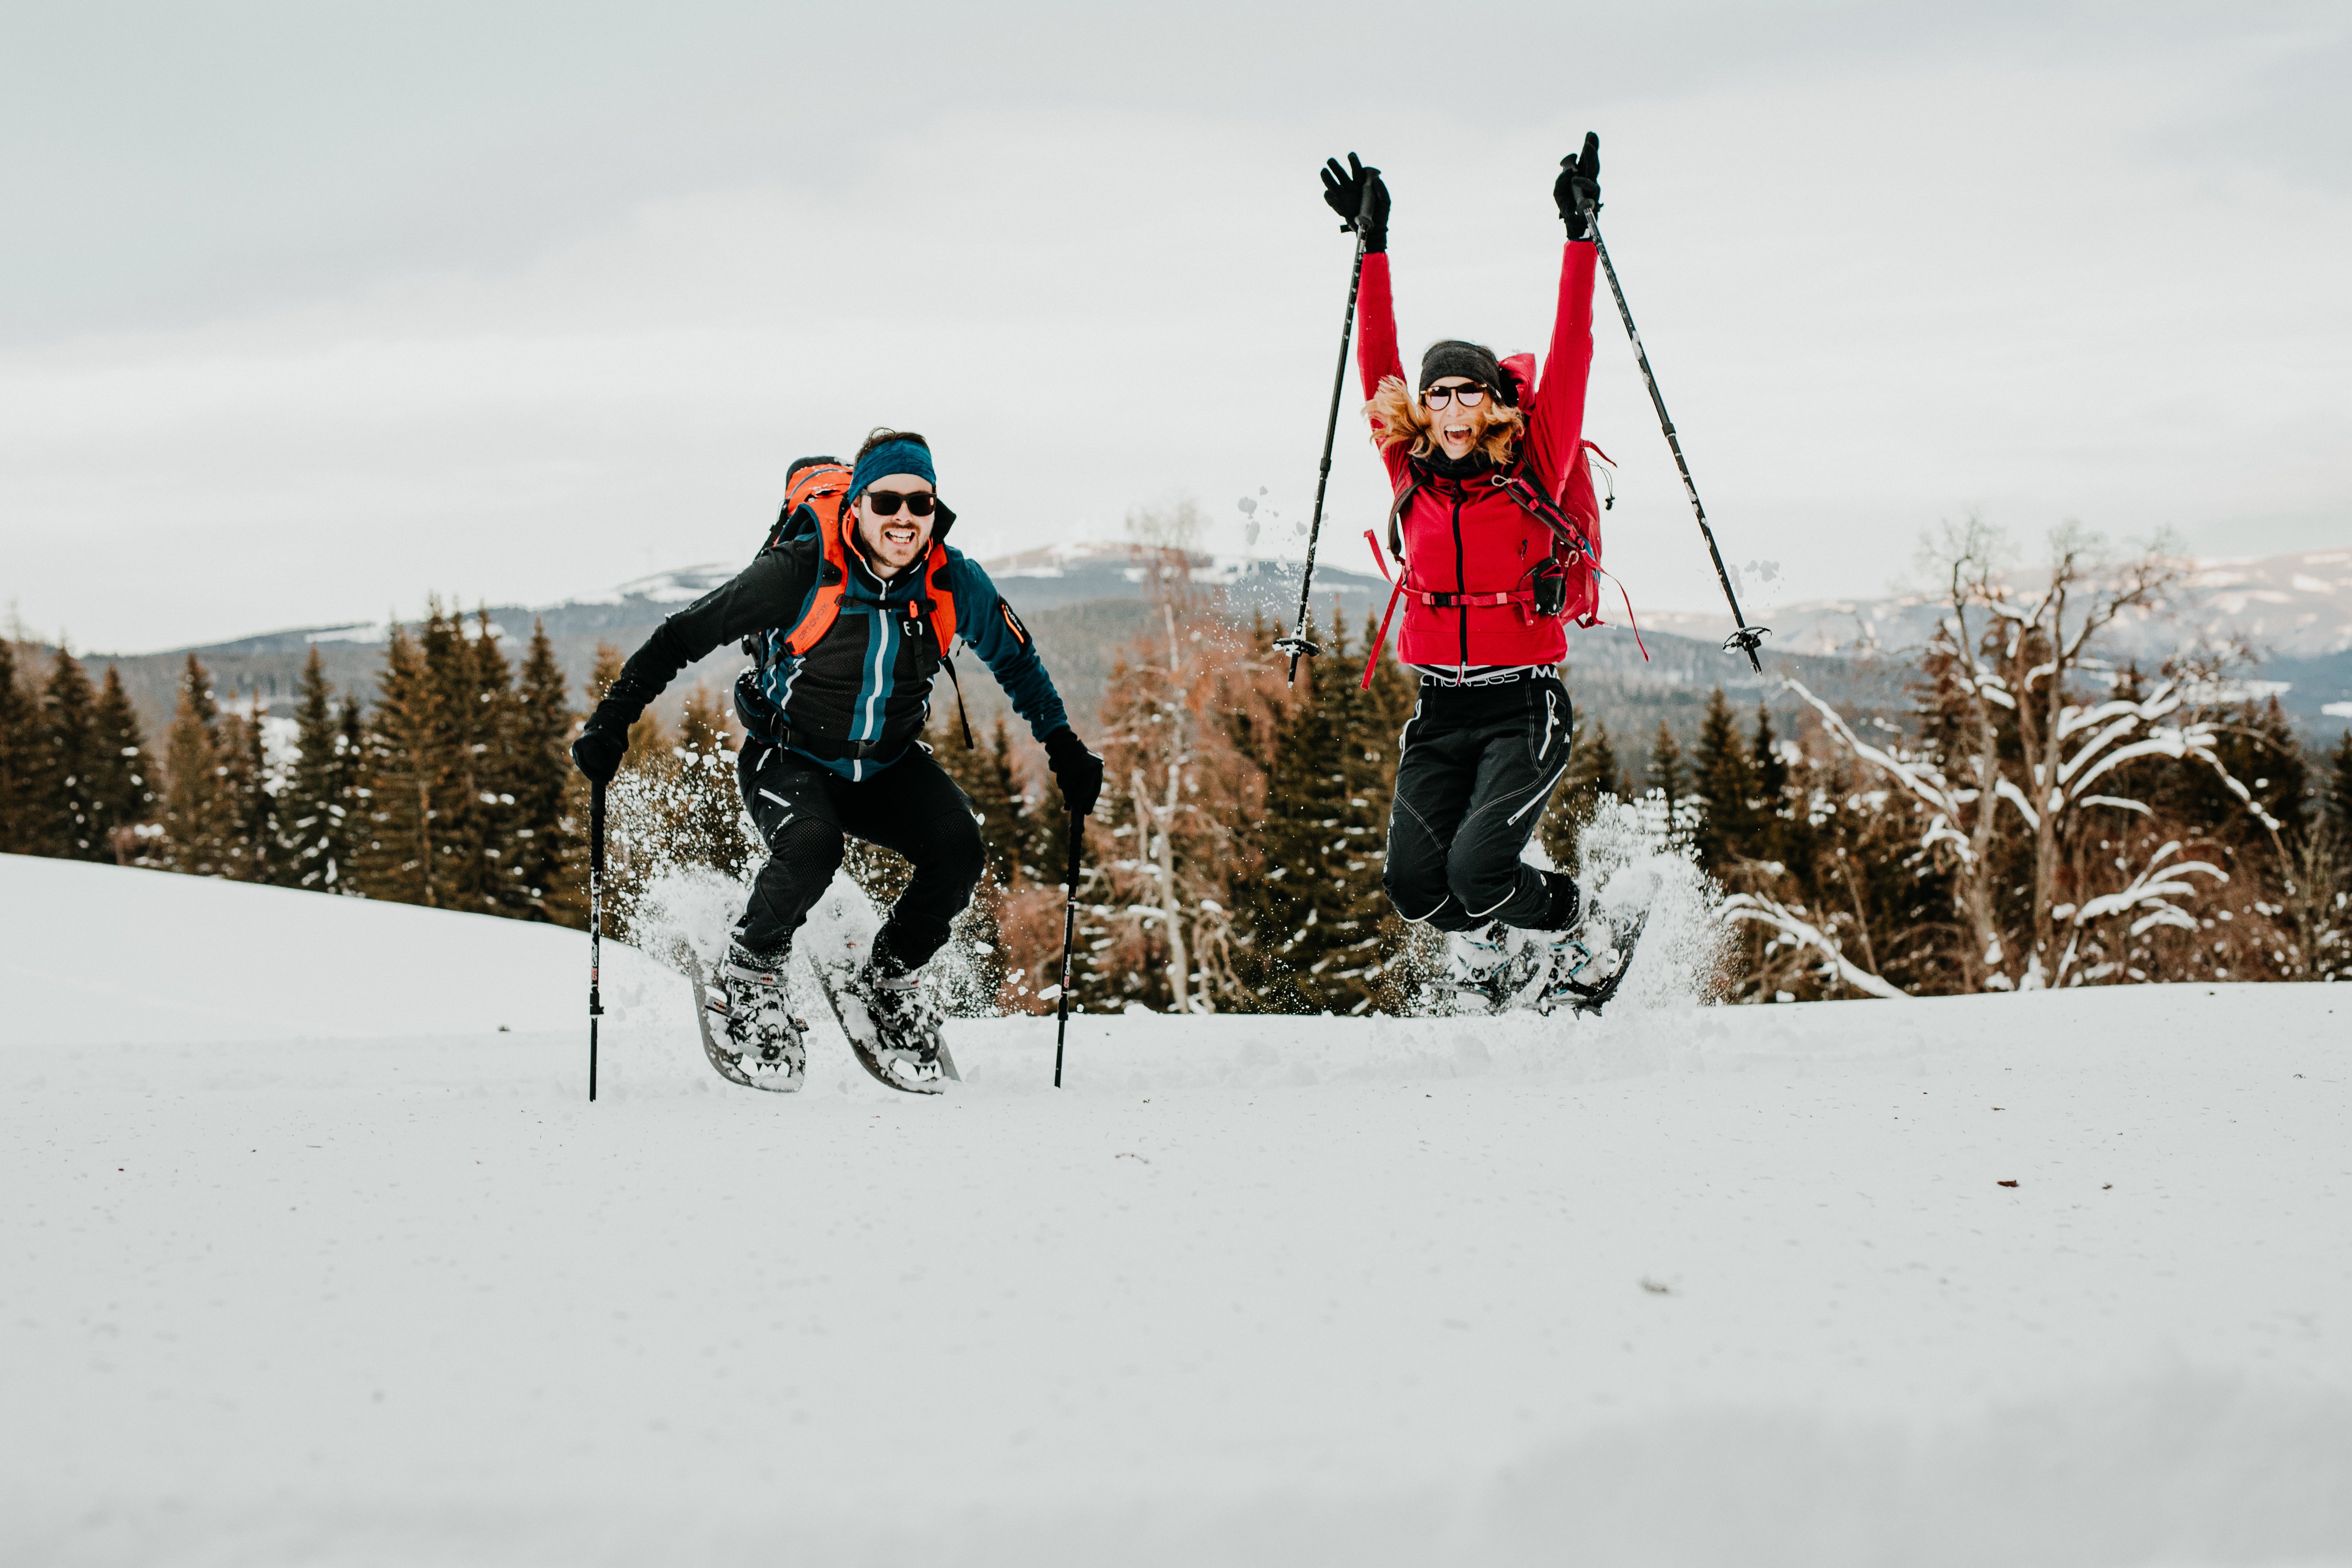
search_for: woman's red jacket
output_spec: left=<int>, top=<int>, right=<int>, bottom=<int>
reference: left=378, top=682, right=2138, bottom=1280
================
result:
left=1357, top=241, right=1602, bottom=671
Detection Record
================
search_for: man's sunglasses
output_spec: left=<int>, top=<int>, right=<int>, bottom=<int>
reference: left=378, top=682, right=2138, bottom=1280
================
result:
left=864, top=490, right=938, bottom=517
left=1422, top=384, right=1490, bottom=408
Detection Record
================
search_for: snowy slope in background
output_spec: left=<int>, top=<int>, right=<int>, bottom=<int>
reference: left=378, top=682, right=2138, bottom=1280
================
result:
left=4, top=855, right=2348, bottom=1567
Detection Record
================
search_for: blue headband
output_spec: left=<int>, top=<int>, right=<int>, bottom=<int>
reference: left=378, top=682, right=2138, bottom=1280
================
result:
left=848, top=440, right=935, bottom=501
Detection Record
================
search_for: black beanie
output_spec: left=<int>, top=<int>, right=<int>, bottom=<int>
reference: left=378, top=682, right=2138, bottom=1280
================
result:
left=1419, top=339, right=1510, bottom=402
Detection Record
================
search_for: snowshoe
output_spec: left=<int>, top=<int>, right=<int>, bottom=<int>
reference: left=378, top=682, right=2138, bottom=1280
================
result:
left=800, top=879, right=961, bottom=1094
left=1538, top=907, right=1648, bottom=1016
left=835, top=958, right=949, bottom=1095
left=686, top=948, right=807, bottom=1092
left=1431, top=921, right=1549, bottom=1014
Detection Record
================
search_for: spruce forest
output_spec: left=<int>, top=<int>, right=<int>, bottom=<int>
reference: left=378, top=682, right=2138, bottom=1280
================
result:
left=5, top=525, right=2348, bottom=1009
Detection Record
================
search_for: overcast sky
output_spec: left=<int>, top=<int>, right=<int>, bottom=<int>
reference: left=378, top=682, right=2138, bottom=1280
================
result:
left=4, top=0, right=2347, bottom=654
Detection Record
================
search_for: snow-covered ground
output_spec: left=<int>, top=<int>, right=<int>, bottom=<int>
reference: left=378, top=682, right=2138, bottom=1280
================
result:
left=4, top=854, right=2348, bottom=1566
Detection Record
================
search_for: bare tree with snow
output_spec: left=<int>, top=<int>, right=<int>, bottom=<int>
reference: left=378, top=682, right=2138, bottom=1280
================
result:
left=1730, top=521, right=2278, bottom=993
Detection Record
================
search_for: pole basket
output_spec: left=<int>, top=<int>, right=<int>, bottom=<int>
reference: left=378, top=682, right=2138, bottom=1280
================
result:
left=1273, top=632, right=1322, bottom=688
left=1722, top=624, right=1771, bottom=673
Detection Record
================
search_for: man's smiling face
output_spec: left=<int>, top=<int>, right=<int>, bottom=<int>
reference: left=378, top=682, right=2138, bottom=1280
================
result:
left=852, top=476, right=936, bottom=574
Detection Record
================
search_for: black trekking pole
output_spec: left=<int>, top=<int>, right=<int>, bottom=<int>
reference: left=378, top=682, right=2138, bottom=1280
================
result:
left=1052, top=812, right=1084, bottom=1088
left=1588, top=216, right=1769, bottom=673
left=1274, top=177, right=1376, bottom=687
left=587, top=779, right=604, bottom=1102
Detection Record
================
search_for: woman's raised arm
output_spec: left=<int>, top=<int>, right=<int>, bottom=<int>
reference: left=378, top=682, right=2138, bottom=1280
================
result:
left=1317, top=155, right=1400, bottom=404
left=1532, top=136, right=1602, bottom=496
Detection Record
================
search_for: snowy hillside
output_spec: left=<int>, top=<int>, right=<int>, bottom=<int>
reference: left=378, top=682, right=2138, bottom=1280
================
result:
left=4, top=854, right=2348, bottom=1566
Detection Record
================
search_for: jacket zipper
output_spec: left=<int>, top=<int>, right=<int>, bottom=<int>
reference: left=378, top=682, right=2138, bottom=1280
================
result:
left=1450, top=485, right=1468, bottom=675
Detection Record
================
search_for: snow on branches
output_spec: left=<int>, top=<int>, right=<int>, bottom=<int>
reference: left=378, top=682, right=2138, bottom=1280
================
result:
left=1730, top=522, right=2288, bottom=995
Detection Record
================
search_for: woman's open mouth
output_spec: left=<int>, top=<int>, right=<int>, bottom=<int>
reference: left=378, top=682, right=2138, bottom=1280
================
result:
left=1443, top=424, right=1472, bottom=444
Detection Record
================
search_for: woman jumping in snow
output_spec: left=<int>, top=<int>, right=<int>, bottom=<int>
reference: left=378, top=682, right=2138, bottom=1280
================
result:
left=1328, top=135, right=1624, bottom=1011
left=570, top=429, right=1103, bottom=1090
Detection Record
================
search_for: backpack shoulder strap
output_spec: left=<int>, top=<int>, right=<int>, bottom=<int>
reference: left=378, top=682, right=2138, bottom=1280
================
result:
left=779, top=500, right=855, bottom=656
left=917, top=543, right=958, bottom=659
left=1386, top=476, right=1422, bottom=562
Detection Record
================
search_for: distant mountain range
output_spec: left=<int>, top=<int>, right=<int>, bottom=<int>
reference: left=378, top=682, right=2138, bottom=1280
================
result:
left=1648, top=546, right=2352, bottom=661
left=1639, top=546, right=2352, bottom=736
left=74, top=545, right=1389, bottom=755
left=71, top=543, right=2352, bottom=773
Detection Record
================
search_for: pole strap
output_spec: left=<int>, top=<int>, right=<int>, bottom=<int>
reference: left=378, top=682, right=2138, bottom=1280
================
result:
left=1360, top=530, right=1409, bottom=690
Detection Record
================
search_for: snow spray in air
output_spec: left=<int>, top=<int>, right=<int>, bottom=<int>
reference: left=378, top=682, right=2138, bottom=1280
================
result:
left=1568, top=795, right=1735, bottom=1011
left=626, top=861, right=1004, bottom=1023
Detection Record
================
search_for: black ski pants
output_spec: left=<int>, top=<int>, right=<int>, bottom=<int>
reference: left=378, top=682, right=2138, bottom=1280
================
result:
left=732, top=739, right=985, bottom=972
left=1383, top=673, right=1576, bottom=933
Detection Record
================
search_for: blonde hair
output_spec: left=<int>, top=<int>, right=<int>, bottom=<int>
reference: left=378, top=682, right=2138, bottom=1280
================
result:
left=1365, top=374, right=1524, bottom=466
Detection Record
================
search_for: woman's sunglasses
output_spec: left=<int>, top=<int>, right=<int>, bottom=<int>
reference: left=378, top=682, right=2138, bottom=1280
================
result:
left=1422, top=384, right=1490, bottom=408
left=864, top=490, right=938, bottom=517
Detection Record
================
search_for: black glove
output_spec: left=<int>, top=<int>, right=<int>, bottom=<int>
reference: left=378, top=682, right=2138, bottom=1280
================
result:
left=1320, top=153, right=1389, bottom=253
left=1554, top=131, right=1601, bottom=240
left=1043, top=727, right=1105, bottom=818
left=570, top=705, right=632, bottom=785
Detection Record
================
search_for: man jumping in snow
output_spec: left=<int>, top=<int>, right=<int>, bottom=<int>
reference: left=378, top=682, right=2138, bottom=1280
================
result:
left=1328, top=137, right=1629, bottom=1012
left=570, top=428, right=1103, bottom=1090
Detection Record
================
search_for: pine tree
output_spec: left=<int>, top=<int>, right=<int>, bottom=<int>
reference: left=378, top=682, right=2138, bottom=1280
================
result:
left=159, top=655, right=230, bottom=876
left=1750, top=702, right=1792, bottom=867
left=88, top=666, right=154, bottom=864
left=1238, top=613, right=1371, bottom=1013
left=335, top=695, right=365, bottom=859
left=1691, top=686, right=1758, bottom=876
left=1347, top=609, right=1424, bottom=1011
left=353, top=623, right=439, bottom=905
left=668, top=684, right=755, bottom=881
left=2247, top=695, right=2310, bottom=844
left=2328, top=730, right=2352, bottom=840
left=1645, top=719, right=1692, bottom=846
left=1333, top=611, right=1422, bottom=1013
left=416, top=606, right=493, bottom=912
left=280, top=647, right=354, bottom=890
left=0, top=640, right=42, bottom=855
left=32, top=647, right=105, bottom=859
left=213, top=700, right=274, bottom=883
left=934, top=709, right=1029, bottom=887
left=508, top=620, right=581, bottom=925
left=450, top=609, right=520, bottom=913
left=579, top=642, right=675, bottom=940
